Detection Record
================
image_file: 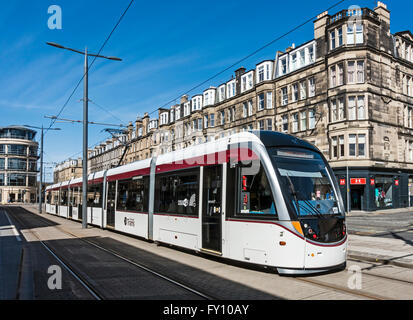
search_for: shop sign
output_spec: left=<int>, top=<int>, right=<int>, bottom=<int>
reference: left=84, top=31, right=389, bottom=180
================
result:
left=370, top=179, right=375, bottom=185
left=350, top=178, right=366, bottom=185
left=395, top=180, right=399, bottom=186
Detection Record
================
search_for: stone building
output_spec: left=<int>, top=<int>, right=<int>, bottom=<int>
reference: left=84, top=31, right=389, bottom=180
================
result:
left=53, top=158, right=83, bottom=183
left=0, top=126, right=39, bottom=204
left=84, top=1, right=412, bottom=211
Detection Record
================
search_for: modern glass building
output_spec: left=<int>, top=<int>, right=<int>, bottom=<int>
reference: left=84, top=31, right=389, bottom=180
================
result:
left=0, top=126, right=39, bottom=204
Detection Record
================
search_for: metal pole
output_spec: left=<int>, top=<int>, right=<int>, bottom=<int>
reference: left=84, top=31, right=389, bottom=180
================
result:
left=39, top=126, right=44, bottom=213
left=346, top=166, right=350, bottom=214
left=82, top=48, right=89, bottom=229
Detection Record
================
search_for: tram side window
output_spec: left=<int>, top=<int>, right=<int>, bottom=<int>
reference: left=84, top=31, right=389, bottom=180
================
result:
left=61, top=189, right=68, bottom=206
left=237, top=160, right=277, bottom=218
left=71, top=187, right=78, bottom=206
left=52, top=191, right=59, bottom=205
left=87, top=184, right=103, bottom=208
left=117, top=177, right=149, bottom=212
left=46, top=192, right=51, bottom=204
left=155, top=169, right=199, bottom=217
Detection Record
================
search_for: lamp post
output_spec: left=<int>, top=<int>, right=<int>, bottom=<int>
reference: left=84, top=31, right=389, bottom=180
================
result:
left=46, top=42, right=121, bottom=229
left=23, top=125, right=61, bottom=213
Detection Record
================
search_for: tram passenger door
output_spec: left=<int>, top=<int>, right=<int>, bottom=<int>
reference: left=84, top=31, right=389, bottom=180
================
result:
left=106, top=181, right=116, bottom=229
left=202, top=165, right=223, bottom=254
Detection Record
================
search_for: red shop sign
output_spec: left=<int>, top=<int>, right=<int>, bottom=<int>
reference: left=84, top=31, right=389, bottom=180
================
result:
left=351, top=178, right=366, bottom=185
left=395, top=180, right=399, bottom=186
left=340, top=179, right=346, bottom=186
left=370, top=179, right=375, bottom=185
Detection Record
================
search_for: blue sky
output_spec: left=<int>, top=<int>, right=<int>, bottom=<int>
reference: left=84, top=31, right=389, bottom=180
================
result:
left=0, top=0, right=411, bottom=182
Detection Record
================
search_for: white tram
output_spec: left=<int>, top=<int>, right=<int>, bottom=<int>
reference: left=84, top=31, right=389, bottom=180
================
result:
left=45, top=131, right=347, bottom=275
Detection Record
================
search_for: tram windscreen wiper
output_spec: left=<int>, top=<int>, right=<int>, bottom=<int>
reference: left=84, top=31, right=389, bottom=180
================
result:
left=285, top=173, right=300, bottom=216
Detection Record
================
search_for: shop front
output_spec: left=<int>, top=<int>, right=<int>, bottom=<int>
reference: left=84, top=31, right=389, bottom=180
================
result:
left=335, top=168, right=408, bottom=212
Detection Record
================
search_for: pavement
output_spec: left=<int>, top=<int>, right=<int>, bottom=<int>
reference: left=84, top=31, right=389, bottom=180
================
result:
left=346, top=207, right=413, bottom=269
left=0, top=208, right=23, bottom=299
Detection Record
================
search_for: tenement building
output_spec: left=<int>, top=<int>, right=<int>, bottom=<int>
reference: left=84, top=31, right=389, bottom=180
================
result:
left=0, top=126, right=39, bottom=204
left=85, top=2, right=413, bottom=211
left=53, top=158, right=83, bottom=183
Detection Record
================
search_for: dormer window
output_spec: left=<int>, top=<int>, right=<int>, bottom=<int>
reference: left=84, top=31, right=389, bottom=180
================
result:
left=175, top=106, right=181, bottom=121
left=256, top=61, right=273, bottom=83
left=226, top=80, right=236, bottom=99
left=160, top=112, right=168, bottom=126
left=218, top=85, right=226, bottom=102
left=258, top=66, right=264, bottom=82
left=191, top=96, right=203, bottom=112
left=241, top=72, right=254, bottom=93
left=183, top=102, right=190, bottom=117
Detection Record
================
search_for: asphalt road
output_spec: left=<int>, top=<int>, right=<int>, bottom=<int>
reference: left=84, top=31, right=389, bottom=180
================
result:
left=347, top=211, right=413, bottom=237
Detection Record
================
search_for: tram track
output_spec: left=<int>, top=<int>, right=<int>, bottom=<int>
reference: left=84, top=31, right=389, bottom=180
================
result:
left=3, top=206, right=103, bottom=300
left=294, top=259, right=413, bottom=300
left=8, top=205, right=413, bottom=301
left=4, top=206, right=217, bottom=300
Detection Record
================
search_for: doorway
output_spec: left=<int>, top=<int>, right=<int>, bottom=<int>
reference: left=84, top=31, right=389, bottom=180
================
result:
left=202, top=165, right=223, bottom=254
left=106, top=181, right=116, bottom=228
left=351, top=187, right=363, bottom=211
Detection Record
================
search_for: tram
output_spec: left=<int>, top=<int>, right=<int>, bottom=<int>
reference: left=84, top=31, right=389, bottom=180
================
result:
left=45, top=131, right=347, bottom=275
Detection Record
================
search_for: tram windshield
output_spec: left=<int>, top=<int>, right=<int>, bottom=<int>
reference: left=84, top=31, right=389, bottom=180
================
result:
left=270, top=148, right=344, bottom=218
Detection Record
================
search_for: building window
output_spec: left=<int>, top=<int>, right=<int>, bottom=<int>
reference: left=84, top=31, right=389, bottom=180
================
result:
left=331, top=99, right=338, bottom=122
left=281, top=87, right=288, bottom=106
left=405, top=106, right=413, bottom=128
left=339, top=135, right=345, bottom=158
left=282, top=115, right=288, bottom=133
left=204, top=115, right=209, bottom=129
left=309, top=109, right=315, bottom=129
left=357, top=96, right=365, bottom=120
left=259, top=120, right=265, bottom=131
left=308, top=45, right=315, bottom=63
left=356, top=23, right=364, bottom=44
left=348, top=61, right=355, bottom=83
left=248, top=100, right=253, bottom=116
left=332, top=137, right=338, bottom=158
left=330, top=30, right=336, bottom=50
left=308, top=77, right=315, bottom=97
left=348, top=96, right=356, bottom=120
left=292, top=83, right=299, bottom=102
left=267, top=119, right=273, bottom=131
left=280, top=58, right=287, bottom=75
left=258, top=66, right=264, bottom=82
left=357, top=61, right=365, bottom=83
left=338, top=27, right=343, bottom=46
left=258, top=93, right=265, bottom=111
left=292, top=113, right=299, bottom=133
left=220, top=111, right=225, bottom=125
left=358, top=134, right=366, bottom=157
left=300, top=81, right=307, bottom=100
left=266, top=91, right=273, bottom=109
left=242, top=102, right=248, bottom=118
left=330, top=65, right=336, bottom=87
left=210, top=114, right=215, bottom=127
left=349, top=134, right=357, bottom=156
left=338, top=63, right=344, bottom=85
left=300, top=111, right=307, bottom=131
left=347, top=23, right=363, bottom=45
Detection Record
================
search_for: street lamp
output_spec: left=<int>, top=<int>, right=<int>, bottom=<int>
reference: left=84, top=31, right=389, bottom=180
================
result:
left=46, top=41, right=122, bottom=229
left=23, top=125, right=61, bottom=213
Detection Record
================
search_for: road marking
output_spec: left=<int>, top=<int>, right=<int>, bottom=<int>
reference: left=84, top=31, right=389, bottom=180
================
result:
left=1, top=209, right=22, bottom=242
